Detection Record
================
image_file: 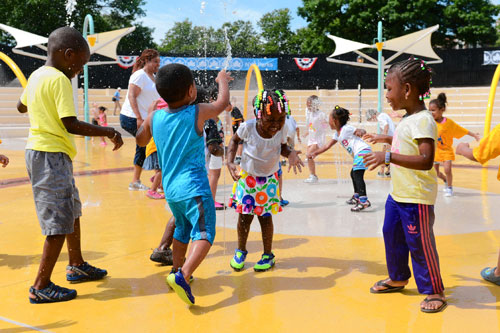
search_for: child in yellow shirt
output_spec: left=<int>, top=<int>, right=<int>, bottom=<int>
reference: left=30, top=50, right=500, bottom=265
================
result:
left=457, top=123, right=500, bottom=285
left=429, top=93, right=479, bottom=196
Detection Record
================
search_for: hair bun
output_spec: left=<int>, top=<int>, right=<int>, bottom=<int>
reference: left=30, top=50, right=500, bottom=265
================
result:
left=437, top=92, right=447, bottom=104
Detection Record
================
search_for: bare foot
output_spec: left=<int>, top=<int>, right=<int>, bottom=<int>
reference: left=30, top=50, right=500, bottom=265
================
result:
left=371, top=277, right=408, bottom=292
left=420, top=293, right=447, bottom=312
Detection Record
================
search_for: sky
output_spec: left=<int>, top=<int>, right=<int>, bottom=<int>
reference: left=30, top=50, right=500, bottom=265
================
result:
left=141, top=0, right=308, bottom=43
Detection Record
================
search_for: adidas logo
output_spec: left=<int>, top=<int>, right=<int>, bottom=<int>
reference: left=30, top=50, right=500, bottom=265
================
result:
left=407, top=224, right=418, bottom=234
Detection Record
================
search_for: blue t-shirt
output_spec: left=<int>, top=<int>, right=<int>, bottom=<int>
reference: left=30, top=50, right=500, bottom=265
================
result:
left=152, top=104, right=211, bottom=202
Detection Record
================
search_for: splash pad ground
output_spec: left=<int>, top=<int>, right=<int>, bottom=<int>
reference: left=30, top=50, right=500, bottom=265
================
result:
left=0, top=137, right=499, bottom=332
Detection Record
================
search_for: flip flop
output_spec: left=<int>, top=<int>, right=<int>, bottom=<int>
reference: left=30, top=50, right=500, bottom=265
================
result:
left=420, top=298, right=447, bottom=313
left=369, top=280, right=405, bottom=294
left=480, top=267, right=500, bottom=286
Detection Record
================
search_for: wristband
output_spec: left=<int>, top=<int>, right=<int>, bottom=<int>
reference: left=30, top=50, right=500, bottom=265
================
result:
left=385, top=151, right=391, bottom=166
left=110, top=131, right=118, bottom=140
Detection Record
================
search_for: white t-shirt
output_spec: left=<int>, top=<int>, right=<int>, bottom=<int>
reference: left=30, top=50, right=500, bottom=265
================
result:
left=237, top=119, right=287, bottom=176
left=332, top=124, right=371, bottom=157
left=121, top=69, right=160, bottom=119
left=377, top=112, right=395, bottom=136
left=286, top=115, right=297, bottom=139
left=306, top=108, right=328, bottom=147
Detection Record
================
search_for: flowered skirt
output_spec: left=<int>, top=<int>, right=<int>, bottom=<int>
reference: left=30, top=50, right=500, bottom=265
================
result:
left=228, top=169, right=283, bottom=216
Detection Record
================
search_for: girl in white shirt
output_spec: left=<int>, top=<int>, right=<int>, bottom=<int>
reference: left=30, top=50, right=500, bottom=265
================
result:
left=303, top=95, right=328, bottom=183
left=309, top=106, right=372, bottom=212
left=226, top=89, right=303, bottom=272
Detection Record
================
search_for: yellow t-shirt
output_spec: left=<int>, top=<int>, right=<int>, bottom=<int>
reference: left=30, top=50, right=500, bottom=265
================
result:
left=390, top=110, right=438, bottom=205
left=473, top=123, right=500, bottom=180
left=21, top=66, right=77, bottom=159
left=145, top=138, right=157, bottom=158
left=435, top=117, right=468, bottom=162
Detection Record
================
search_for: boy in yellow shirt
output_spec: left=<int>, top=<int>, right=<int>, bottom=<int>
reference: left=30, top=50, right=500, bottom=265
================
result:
left=457, top=124, right=500, bottom=285
left=17, top=27, right=123, bottom=303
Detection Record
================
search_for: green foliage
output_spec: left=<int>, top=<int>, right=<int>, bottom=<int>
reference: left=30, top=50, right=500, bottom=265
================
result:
left=258, top=9, right=295, bottom=54
left=297, top=0, right=500, bottom=52
left=158, top=19, right=262, bottom=55
left=0, top=0, right=155, bottom=53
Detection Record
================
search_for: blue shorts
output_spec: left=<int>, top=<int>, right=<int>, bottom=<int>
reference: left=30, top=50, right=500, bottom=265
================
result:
left=167, top=195, right=216, bottom=245
left=353, top=148, right=371, bottom=171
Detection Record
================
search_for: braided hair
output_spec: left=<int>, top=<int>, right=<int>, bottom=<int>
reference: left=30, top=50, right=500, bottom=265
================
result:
left=429, top=92, right=447, bottom=111
left=387, top=57, right=433, bottom=101
left=253, top=89, right=291, bottom=119
left=331, top=105, right=350, bottom=127
left=132, top=49, right=159, bottom=73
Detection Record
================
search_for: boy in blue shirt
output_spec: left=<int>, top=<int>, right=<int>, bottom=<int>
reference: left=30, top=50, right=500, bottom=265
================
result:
left=137, top=64, right=232, bottom=305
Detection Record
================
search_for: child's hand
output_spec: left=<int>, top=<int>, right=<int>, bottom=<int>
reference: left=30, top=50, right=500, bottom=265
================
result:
left=363, top=133, right=380, bottom=144
left=456, top=142, right=470, bottom=156
left=287, top=150, right=304, bottom=174
left=147, top=100, right=159, bottom=114
left=227, top=162, right=240, bottom=181
left=363, top=152, right=385, bottom=170
left=354, top=129, right=366, bottom=137
left=306, top=151, right=316, bottom=160
left=0, top=154, right=9, bottom=167
left=215, top=70, right=234, bottom=84
left=108, top=130, right=124, bottom=151
left=472, top=133, right=480, bottom=141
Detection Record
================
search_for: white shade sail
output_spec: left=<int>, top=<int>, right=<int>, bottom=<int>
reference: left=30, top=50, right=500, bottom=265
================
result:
left=383, top=25, right=441, bottom=60
left=327, top=34, right=371, bottom=57
left=88, top=27, right=136, bottom=60
left=0, top=23, right=48, bottom=48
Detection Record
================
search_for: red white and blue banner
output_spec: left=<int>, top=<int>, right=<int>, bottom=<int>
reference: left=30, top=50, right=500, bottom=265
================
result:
left=293, top=57, right=318, bottom=71
left=117, top=55, right=138, bottom=68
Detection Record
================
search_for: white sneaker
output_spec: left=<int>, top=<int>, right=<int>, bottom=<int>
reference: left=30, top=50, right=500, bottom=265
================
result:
left=129, top=181, right=149, bottom=191
left=304, top=175, right=319, bottom=183
left=444, top=187, right=453, bottom=197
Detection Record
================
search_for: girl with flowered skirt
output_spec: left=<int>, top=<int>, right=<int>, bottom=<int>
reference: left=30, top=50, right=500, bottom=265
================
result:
left=226, top=89, right=303, bottom=272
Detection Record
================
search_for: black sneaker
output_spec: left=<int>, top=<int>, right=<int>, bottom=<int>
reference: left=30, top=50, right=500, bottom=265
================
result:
left=66, top=262, right=108, bottom=283
left=29, top=282, right=77, bottom=304
left=351, top=200, right=371, bottom=212
left=150, top=248, right=173, bottom=265
left=346, top=195, right=359, bottom=205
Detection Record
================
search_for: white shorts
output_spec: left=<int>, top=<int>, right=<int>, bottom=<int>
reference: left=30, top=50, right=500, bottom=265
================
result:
left=209, top=155, right=223, bottom=170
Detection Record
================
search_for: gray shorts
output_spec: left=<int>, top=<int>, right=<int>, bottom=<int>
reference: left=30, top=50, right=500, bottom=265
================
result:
left=25, top=150, right=82, bottom=236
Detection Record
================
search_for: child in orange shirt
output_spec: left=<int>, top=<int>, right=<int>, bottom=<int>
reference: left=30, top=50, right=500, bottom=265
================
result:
left=429, top=93, right=479, bottom=196
left=457, top=124, right=500, bottom=285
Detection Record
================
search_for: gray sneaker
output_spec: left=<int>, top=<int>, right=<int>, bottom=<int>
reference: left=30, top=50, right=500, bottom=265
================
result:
left=150, top=248, right=173, bottom=265
left=129, top=181, right=149, bottom=191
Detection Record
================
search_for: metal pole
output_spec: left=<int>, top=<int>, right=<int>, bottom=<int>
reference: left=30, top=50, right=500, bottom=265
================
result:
left=83, top=14, right=94, bottom=140
left=376, top=21, right=383, bottom=115
left=358, top=84, right=362, bottom=123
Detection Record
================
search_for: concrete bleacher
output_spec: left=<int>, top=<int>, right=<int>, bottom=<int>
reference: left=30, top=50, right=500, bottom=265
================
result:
left=1, top=86, right=499, bottom=138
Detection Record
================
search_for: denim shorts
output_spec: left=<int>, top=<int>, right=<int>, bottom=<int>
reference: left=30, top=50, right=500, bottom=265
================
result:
left=167, top=195, right=216, bottom=245
left=120, top=114, right=146, bottom=167
left=25, top=150, right=82, bottom=236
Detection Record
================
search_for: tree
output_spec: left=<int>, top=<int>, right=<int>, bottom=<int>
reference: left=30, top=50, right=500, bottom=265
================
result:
left=0, top=0, right=155, bottom=53
left=297, top=0, right=500, bottom=52
left=258, top=9, right=296, bottom=54
left=158, top=19, right=262, bottom=56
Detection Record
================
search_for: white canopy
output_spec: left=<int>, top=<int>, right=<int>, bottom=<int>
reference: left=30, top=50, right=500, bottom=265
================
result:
left=88, top=27, right=136, bottom=60
left=327, top=25, right=442, bottom=62
left=0, top=23, right=48, bottom=48
left=383, top=25, right=441, bottom=60
left=327, top=35, right=371, bottom=57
